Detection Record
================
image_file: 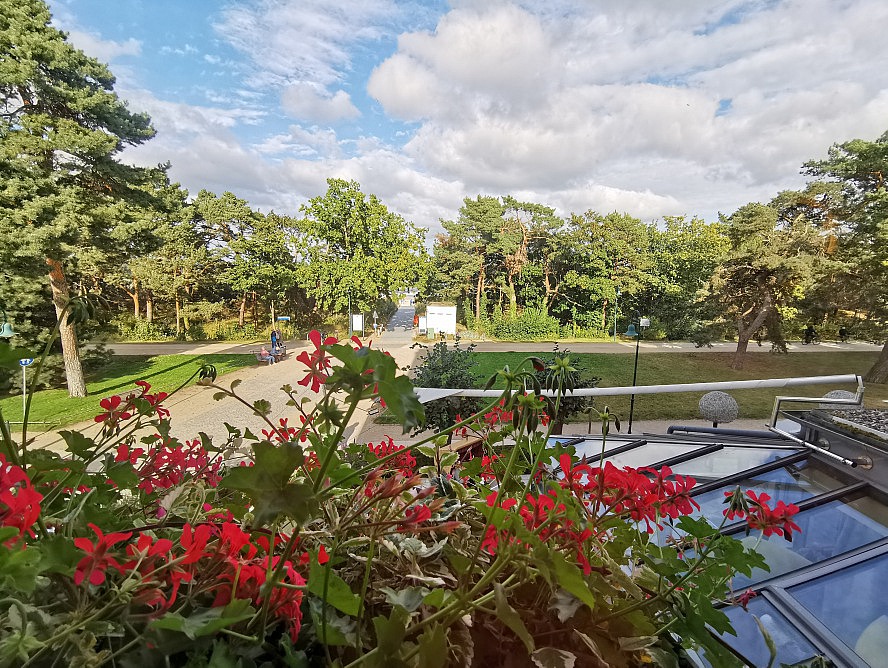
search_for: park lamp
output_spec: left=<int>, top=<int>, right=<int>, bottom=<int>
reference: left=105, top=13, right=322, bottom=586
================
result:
left=0, top=309, right=15, bottom=340
left=624, top=316, right=651, bottom=434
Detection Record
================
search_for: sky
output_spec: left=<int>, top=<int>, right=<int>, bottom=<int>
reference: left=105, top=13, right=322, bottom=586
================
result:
left=47, top=0, right=888, bottom=238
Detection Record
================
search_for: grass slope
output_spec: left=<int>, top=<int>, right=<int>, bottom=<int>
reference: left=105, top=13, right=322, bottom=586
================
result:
left=1, top=354, right=256, bottom=429
left=469, top=351, right=886, bottom=420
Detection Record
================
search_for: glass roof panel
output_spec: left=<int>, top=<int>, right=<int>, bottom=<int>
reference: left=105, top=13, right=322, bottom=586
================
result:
left=718, top=596, right=821, bottom=667
left=789, top=553, right=888, bottom=666
left=693, top=460, right=847, bottom=527
left=668, top=447, right=798, bottom=481
left=732, top=491, right=888, bottom=588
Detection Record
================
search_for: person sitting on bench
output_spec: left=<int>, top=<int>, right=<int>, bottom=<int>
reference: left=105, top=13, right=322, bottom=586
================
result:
left=259, top=346, right=276, bottom=364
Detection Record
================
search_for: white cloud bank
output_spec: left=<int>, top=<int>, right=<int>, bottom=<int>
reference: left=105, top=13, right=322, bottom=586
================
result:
left=56, top=0, right=888, bottom=237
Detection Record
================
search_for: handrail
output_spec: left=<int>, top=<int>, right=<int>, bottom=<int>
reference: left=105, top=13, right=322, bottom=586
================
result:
left=768, top=375, right=864, bottom=426
left=416, top=374, right=861, bottom=401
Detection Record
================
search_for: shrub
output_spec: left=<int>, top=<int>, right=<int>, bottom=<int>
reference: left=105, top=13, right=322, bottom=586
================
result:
left=112, top=315, right=174, bottom=341
left=486, top=307, right=560, bottom=341
left=410, top=338, right=482, bottom=438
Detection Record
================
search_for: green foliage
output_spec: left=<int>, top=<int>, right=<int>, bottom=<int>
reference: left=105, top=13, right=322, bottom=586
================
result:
left=296, top=178, right=428, bottom=314
left=484, top=307, right=561, bottom=341
left=410, top=339, right=482, bottom=435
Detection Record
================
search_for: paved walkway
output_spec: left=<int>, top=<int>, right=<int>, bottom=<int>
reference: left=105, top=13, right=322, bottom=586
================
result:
left=26, top=307, right=880, bottom=455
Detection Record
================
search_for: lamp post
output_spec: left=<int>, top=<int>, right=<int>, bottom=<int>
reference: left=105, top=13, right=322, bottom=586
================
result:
left=624, top=316, right=650, bottom=434
left=0, top=309, right=14, bottom=340
left=612, top=288, right=620, bottom=343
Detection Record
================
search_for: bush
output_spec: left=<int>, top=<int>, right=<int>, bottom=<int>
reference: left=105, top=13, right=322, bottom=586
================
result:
left=111, top=314, right=174, bottom=341
left=410, top=338, right=482, bottom=437
left=486, top=307, right=560, bottom=341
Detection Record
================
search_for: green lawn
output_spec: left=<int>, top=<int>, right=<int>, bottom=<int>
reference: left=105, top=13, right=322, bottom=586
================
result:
left=1, top=354, right=257, bottom=430
left=469, top=351, right=886, bottom=420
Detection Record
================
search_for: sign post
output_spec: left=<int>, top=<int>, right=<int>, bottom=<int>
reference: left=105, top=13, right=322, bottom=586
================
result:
left=19, top=358, right=34, bottom=421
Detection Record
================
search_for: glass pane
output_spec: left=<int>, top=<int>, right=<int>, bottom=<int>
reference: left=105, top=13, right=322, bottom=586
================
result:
left=694, top=460, right=847, bottom=527
left=718, top=597, right=820, bottom=667
left=790, top=553, right=888, bottom=666
left=732, top=493, right=888, bottom=588
left=669, top=447, right=798, bottom=481
left=571, top=439, right=706, bottom=469
left=735, top=491, right=888, bottom=586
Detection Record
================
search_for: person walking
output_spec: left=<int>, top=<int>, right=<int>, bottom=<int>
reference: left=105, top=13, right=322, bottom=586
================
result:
left=839, top=326, right=848, bottom=343
left=270, top=328, right=278, bottom=353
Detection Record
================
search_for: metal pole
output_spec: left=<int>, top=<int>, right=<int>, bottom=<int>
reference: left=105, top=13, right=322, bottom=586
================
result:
left=22, top=363, right=27, bottom=422
left=348, top=292, right=352, bottom=337
left=628, top=332, right=640, bottom=433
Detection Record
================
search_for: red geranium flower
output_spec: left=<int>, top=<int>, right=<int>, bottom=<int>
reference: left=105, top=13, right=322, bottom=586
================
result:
left=0, top=454, right=42, bottom=545
left=296, top=330, right=337, bottom=393
left=94, top=395, right=133, bottom=426
left=74, top=523, right=133, bottom=586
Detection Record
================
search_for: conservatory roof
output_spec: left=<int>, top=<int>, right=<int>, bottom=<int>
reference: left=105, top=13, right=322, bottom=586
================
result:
left=550, top=409, right=888, bottom=668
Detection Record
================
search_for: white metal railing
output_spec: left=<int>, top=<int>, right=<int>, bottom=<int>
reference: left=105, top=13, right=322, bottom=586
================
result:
left=415, top=374, right=863, bottom=403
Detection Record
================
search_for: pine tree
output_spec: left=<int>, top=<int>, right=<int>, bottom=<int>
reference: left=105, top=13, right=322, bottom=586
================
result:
left=0, top=0, right=156, bottom=396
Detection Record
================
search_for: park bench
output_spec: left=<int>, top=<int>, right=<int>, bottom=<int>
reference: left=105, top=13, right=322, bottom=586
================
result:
left=251, top=346, right=287, bottom=364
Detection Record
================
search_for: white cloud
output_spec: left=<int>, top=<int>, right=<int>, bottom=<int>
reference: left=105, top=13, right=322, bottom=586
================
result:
left=65, top=29, right=141, bottom=61
left=213, top=0, right=396, bottom=89
left=281, top=83, right=359, bottom=122
left=54, top=0, right=888, bottom=239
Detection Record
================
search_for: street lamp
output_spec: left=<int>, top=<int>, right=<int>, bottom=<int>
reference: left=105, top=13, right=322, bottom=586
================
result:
left=0, top=308, right=15, bottom=340
left=612, top=288, right=621, bottom=343
left=624, top=316, right=650, bottom=434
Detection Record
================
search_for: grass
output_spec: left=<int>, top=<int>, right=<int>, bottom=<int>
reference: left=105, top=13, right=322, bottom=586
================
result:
left=468, top=351, right=887, bottom=421
left=0, top=354, right=257, bottom=430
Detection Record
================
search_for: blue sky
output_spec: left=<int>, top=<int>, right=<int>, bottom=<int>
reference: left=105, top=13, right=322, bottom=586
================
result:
left=48, top=0, right=888, bottom=237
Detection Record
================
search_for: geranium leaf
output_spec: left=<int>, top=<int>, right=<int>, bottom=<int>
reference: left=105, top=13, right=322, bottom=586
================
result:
left=308, top=561, right=360, bottom=616
left=531, top=647, right=576, bottom=668
left=372, top=605, right=410, bottom=659
left=150, top=599, right=254, bottom=639
left=0, top=546, right=46, bottom=593
left=220, top=442, right=313, bottom=524
left=38, top=535, right=78, bottom=576
left=379, top=586, right=428, bottom=612
left=417, top=624, right=448, bottom=668
left=106, top=461, right=138, bottom=489
left=550, top=550, right=596, bottom=611
left=375, top=376, right=424, bottom=433
left=59, top=430, right=96, bottom=459
left=494, top=583, right=534, bottom=654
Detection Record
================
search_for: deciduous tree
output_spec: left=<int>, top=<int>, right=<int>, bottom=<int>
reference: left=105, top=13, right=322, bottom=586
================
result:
left=804, top=131, right=888, bottom=382
left=296, top=178, right=427, bottom=315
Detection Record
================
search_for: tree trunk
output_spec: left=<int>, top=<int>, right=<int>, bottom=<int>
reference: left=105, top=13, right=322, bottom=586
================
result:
left=175, top=294, right=182, bottom=335
left=145, top=292, right=154, bottom=323
left=46, top=258, right=87, bottom=397
left=475, top=267, right=485, bottom=320
left=131, top=278, right=141, bottom=318
left=732, top=306, right=772, bottom=370
left=506, top=275, right=517, bottom=317
left=865, top=340, right=888, bottom=383
left=731, top=338, right=751, bottom=370
left=238, top=291, right=247, bottom=327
